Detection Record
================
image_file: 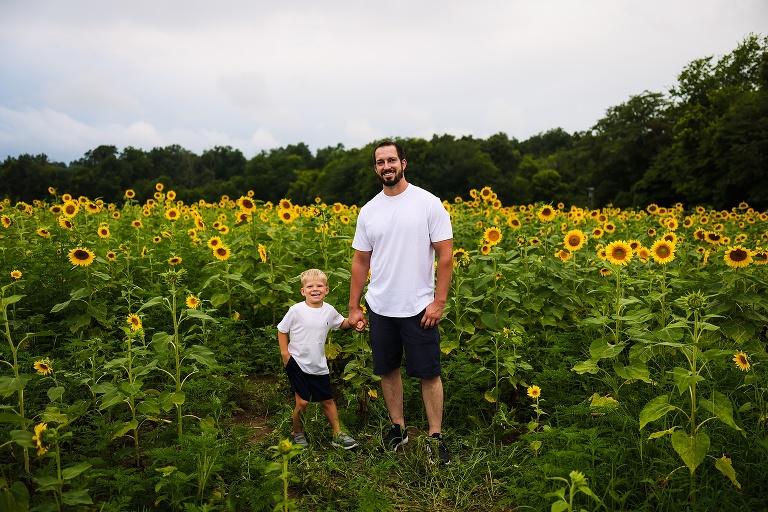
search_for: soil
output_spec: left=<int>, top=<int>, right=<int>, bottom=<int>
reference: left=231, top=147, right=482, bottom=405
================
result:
left=231, top=375, right=279, bottom=443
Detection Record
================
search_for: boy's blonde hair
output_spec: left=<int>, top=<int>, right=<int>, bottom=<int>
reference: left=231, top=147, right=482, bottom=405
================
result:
left=300, top=268, right=328, bottom=286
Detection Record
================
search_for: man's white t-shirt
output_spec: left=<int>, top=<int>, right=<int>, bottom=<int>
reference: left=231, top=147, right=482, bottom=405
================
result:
left=276, top=302, right=344, bottom=375
left=352, top=184, right=452, bottom=317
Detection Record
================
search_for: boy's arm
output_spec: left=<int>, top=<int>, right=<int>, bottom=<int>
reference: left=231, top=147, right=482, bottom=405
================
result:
left=277, top=330, right=290, bottom=366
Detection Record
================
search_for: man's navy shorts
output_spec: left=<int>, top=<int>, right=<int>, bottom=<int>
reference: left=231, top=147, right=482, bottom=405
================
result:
left=368, top=307, right=442, bottom=379
left=285, top=357, right=333, bottom=402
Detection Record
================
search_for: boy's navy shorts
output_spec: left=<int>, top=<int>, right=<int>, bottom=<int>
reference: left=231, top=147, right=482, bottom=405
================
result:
left=285, top=357, right=333, bottom=402
left=368, top=307, right=442, bottom=379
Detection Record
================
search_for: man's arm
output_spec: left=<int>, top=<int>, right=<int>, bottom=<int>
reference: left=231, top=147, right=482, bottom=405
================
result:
left=421, top=239, right=453, bottom=329
left=349, top=250, right=371, bottom=331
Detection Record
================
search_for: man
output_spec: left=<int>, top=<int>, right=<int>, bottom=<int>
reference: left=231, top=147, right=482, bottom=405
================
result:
left=348, top=140, right=453, bottom=464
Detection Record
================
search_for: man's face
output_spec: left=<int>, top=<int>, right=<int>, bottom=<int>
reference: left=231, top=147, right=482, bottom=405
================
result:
left=374, top=145, right=406, bottom=187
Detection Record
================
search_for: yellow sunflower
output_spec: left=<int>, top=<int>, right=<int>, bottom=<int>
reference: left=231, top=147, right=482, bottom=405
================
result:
left=155, top=183, right=164, bottom=192
left=207, top=236, right=223, bottom=249
left=480, top=244, right=491, bottom=255
left=733, top=352, right=750, bottom=371
left=166, top=190, right=176, bottom=200
left=168, top=256, right=182, bottom=265
left=68, top=247, right=95, bottom=267
left=49, top=205, right=63, bottom=215
left=705, top=231, right=723, bottom=245
left=106, top=251, right=117, bottom=261
left=37, top=228, right=51, bottom=237
left=556, top=249, right=572, bottom=262
left=526, top=385, right=541, bottom=398
left=186, top=295, right=200, bottom=309
left=605, top=241, right=633, bottom=266
left=651, top=239, right=676, bottom=264
left=2, top=215, right=13, bottom=228
left=131, top=219, right=143, bottom=229
left=278, top=198, right=293, bottom=210
left=97, top=226, right=110, bottom=239
left=506, top=217, right=521, bottom=229
left=537, top=205, right=556, bottom=223
left=564, top=229, right=587, bottom=252
left=753, top=248, right=767, bottom=265
left=599, top=267, right=613, bottom=277
left=637, top=247, right=651, bottom=263
left=591, top=227, right=604, bottom=239
left=278, top=209, right=295, bottom=223
left=33, top=359, right=52, bottom=375
left=62, top=201, right=79, bottom=218
left=127, top=314, right=142, bottom=331
left=125, top=189, right=136, bottom=199
left=32, top=422, right=49, bottom=456
left=483, top=227, right=503, bottom=246
left=165, top=208, right=180, bottom=221
left=258, top=243, right=268, bottom=263
left=11, top=269, right=22, bottom=279
left=452, top=248, right=470, bottom=267
left=213, top=246, right=231, bottom=261
left=724, top=246, right=753, bottom=268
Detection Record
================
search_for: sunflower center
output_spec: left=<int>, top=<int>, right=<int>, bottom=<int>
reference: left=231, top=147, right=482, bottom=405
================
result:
left=730, top=249, right=747, bottom=262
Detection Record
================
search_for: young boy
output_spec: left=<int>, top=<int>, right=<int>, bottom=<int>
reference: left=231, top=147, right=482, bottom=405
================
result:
left=277, top=269, right=359, bottom=450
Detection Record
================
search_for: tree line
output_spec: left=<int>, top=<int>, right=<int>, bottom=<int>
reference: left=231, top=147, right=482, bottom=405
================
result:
left=2, top=34, right=766, bottom=210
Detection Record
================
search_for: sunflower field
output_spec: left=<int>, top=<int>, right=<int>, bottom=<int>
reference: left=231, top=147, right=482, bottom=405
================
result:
left=0, top=184, right=767, bottom=511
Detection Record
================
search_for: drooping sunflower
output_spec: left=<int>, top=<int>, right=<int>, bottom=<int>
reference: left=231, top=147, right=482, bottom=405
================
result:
left=194, top=216, right=206, bottom=231
left=599, top=267, right=613, bottom=277
left=37, top=228, right=51, bottom=237
left=555, top=249, right=572, bottom=262
left=168, top=256, right=182, bottom=265
left=564, top=229, right=587, bottom=252
left=637, top=247, right=651, bottom=263
left=97, top=226, right=110, bottom=239
left=33, top=359, right=52, bottom=375
left=258, top=243, right=268, bottom=263
left=2, top=215, right=13, bottom=228
left=537, top=205, right=556, bottom=223
left=186, top=295, right=200, bottom=309
left=452, top=248, right=470, bottom=267
left=753, top=248, right=767, bottom=265
left=68, top=247, right=95, bottom=267
left=651, top=239, right=676, bottom=264
left=605, top=241, right=633, bottom=266
left=127, top=314, right=142, bottom=331
left=85, top=202, right=100, bottom=214
left=237, top=212, right=251, bottom=223
left=724, top=246, right=753, bottom=268
left=213, top=246, right=231, bottom=261
left=733, top=352, right=750, bottom=371
left=662, top=232, right=677, bottom=244
left=32, top=422, right=49, bottom=456
left=526, top=385, right=541, bottom=399
left=483, top=227, right=503, bottom=246
left=11, top=270, right=22, bottom=279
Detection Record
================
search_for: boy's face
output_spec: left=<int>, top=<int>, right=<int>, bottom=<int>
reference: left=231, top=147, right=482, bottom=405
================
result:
left=301, top=278, right=329, bottom=307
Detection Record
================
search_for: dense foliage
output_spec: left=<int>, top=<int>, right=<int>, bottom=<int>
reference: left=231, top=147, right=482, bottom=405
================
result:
left=0, top=181, right=766, bottom=510
left=2, top=35, right=767, bottom=212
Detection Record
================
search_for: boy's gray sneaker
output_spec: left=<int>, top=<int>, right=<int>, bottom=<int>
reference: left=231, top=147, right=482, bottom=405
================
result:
left=426, top=433, right=451, bottom=465
left=292, top=432, right=308, bottom=449
left=378, top=424, right=408, bottom=452
left=331, top=432, right=358, bottom=450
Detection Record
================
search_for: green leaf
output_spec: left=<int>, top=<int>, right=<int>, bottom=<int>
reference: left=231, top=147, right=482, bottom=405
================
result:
left=185, top=308, right=219, bottom=322
left=50, top=299, right=71, bottom=313
left=648, top=427, right=677, bottom=439
left=639, top=395, right=674, bottom=430
left=0, top=479, right=30, bottom=512
left=670, top=430, right=709, bottom=473
left=112, top=419, right=138, bottom=439
left=613, top=362, right=652, bottom=383
left=151, top=332, right=174, bottom=352
left=187, top=345, right=217, bottom=367
left=588, top=338, right=626, bottom=359
left=61, top=462, right=92, bottom=480
left=572, top=358, right=600, bottom=375
left=0, top=375, right=33, bottom=398
left=671, top=367, right=704, bottom=395
left=715, top=454, right=741, bottom=489
left=10, top=430, right=35, bottom=449
left=136, top=398, right=161, bottom=415
left=551, top=501, right=569, bottom=512
left=480, top=311, right=507, bottom=330
left=700, top=391, right=743, bottom=433
left=47, top=386, right=65, bottom=402
left=61, top=488, right=93, bottom=506
left=138, top=296, right=166, bottom=312
left=210, top=292, right=231, bottom=307
left=99, top=391, right=126, bottom=410
left=40, top=409, right=69, bottom=423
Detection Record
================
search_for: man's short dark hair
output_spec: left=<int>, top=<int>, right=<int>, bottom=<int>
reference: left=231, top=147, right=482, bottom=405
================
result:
left=372, top=140, right=406, bottom=164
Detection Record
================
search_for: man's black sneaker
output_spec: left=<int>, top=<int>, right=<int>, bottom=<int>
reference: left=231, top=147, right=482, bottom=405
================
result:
left=378, top=424, right=408, bottom=452
left=426, top=433, right=451, bottom=465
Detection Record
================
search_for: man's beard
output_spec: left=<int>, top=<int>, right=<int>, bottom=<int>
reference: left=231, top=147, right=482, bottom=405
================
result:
left=378, top=168, right=404, bottom=187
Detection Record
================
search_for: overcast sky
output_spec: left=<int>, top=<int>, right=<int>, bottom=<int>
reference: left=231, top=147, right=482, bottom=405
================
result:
left=0, top=0, right=765, bottom=164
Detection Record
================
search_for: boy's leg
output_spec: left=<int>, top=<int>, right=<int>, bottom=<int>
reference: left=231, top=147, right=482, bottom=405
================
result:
left=293, top=393, right=308, bottom=434
left=421, top=375, right=444, bottom=435
left=381, top=368, right=405, bottom=428
left=320, top=399, right=341, bottom=434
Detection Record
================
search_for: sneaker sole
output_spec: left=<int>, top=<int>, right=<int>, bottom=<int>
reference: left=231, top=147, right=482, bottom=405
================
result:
left=378, top=434, right=409, bottom=452
left=331, top=441, right=359, bottom=450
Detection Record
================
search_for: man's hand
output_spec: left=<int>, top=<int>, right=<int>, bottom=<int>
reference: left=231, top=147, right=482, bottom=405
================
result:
left=420, top=301, right=445, bottom=329
left=348, top=307, right=368, bottom=332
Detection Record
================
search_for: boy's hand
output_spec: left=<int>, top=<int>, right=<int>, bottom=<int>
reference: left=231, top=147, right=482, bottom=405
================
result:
left=355, top=320, right=366, bottom=332
left=281, top=353, right=290, bottom=366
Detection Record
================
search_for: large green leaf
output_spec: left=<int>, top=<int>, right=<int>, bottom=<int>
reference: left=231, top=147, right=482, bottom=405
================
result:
left=0, top=375, right=33, bottom=398
left=671, top=367, right=704, bottom=395
left=639, top=395, right=674, bottom=430
left=700, top=390, right=743, bottom=433
left=715, top=455, right=741, bottom=489
left=588, top=337, right=626, bottom=359
left=61, top=462, right=92, bottom=481
left=671, top=430, right=709, bottom=473
left=187, top=345, right=217, bottom=367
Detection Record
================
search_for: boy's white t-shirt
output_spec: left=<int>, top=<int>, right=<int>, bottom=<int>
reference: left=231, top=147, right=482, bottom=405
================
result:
left=352, top=184, right=453, bottom=317
left=277, top=301, right=344, bottom=375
